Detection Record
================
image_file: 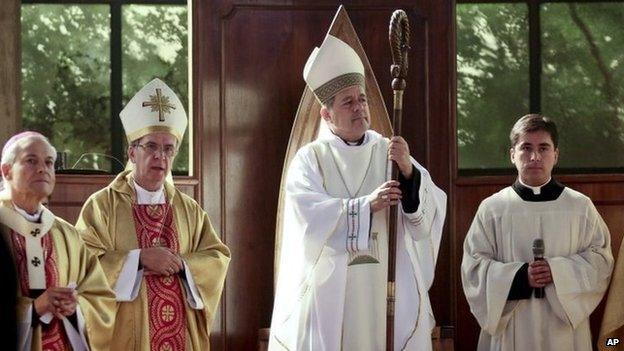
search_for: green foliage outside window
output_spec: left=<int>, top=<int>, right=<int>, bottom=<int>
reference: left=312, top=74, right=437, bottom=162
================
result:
left=457, top=2, right=624, bottom=172
left=21, top=3, right=189, bottom=174
left=542, top=3, right=624, bottom=169
left=22, top=5, right=112, bottom=171
left=457, top=4, right=530, bottom=171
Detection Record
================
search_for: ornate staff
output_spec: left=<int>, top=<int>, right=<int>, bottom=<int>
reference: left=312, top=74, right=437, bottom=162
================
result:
left=387, top=9, right=410, bottom=351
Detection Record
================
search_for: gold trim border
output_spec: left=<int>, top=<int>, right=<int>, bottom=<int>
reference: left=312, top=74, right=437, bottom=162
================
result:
left=313, top=73, right=365, bottom=105
left=126, top=125, right=183, bottom=143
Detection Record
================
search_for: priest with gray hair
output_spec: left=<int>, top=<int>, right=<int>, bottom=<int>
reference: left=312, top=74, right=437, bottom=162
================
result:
left=269, top=34, right=447, bottom=351
left=0, top=131, right=116, bottom=351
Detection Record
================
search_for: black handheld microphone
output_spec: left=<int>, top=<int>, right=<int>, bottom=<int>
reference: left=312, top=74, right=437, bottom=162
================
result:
left=532, top=238, right=545, bottom=298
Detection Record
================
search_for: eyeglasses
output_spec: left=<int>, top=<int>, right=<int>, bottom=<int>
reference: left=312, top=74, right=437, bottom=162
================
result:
left=135, top=142, right=178, bottom=158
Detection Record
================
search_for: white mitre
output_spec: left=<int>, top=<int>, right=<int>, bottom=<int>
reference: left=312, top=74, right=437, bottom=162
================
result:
left=120, top=78, right=187, bottom=142
left=303, top=34, right=365, bottom=105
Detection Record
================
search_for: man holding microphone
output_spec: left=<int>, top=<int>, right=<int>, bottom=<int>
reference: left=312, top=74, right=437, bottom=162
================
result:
left=461, top=114, right=613, bottom=351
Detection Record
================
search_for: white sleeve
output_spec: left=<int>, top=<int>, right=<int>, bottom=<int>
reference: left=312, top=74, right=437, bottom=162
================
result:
left=461, top=207, right=524, bottom=336
left=547, top=203, right=613, bottom=328
left=40, top=311, right=53, bottom=324
left=180, top=260, right=204, bottom=310
left=114, top=249, right=143, bottom=301
left=402, top=158, right=447, bottom=243
left=18, top=304, right=34, bottom=351
left=62, top=305, right=89, bottom=351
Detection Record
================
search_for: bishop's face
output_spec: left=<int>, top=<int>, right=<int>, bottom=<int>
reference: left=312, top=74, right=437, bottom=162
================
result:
left=321, top=85, right=371, bottom=142
left=128, top=132, right=177, bottom=191
left=2, top=138, right=56, bottom=203
left=510, top=130, right=559, bottom=186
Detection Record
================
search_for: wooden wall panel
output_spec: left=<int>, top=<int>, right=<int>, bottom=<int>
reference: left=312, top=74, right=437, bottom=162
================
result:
left=0, top=0, right=21, bottom=144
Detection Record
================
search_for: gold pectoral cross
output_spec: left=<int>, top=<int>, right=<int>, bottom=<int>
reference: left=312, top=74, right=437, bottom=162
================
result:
left=142, top=88, right=175, bottom=122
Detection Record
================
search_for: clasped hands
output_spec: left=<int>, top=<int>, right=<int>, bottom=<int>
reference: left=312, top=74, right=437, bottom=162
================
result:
left=34, top=287, right=77, bottom=320
left=140, top=246, right=184, bottom=277
left=528, top=260, right=553, bottom=288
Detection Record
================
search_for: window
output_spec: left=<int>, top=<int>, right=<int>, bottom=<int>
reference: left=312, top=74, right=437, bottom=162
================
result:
left=457, top=1, right=624, bottom=174
left=21, top=0, right=189, bottom=175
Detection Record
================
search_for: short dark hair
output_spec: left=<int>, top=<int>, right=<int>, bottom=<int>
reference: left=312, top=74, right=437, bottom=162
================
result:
left=509, top=114, right=558, bottom=148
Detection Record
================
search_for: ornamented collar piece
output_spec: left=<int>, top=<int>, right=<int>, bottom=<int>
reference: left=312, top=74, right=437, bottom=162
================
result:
left=0, top=204, right=55, bottom=290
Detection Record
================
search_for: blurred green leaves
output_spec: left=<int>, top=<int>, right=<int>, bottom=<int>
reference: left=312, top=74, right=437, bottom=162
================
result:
left=457, top=3, right=530, bottom=170
left=457, top=2, right=624, bottom=172
left=21, top=3, right=189, bottom=174
left=542, top=3, right=624, bottom=169
left=22, top=4, right=111, bottom=171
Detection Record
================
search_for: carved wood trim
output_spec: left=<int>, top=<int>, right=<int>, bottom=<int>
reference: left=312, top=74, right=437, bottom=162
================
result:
left=0, top=0, right=21, bottom=145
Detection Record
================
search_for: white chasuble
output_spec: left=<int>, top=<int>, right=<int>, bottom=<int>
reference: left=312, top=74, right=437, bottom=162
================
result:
left=462, top=186, right=613, bottom=351
left=269, top=130, right=447, bottom=351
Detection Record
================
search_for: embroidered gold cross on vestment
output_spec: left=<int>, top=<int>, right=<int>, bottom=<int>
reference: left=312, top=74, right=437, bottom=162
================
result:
left=142, top=88, right=175, bottom=122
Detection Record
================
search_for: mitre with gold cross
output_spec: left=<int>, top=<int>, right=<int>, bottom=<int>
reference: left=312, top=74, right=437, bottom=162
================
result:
left=120, top=78, right=187, bottom=143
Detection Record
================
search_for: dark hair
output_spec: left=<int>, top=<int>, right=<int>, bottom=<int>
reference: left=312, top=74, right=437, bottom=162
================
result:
left=322, top=95, right=336, bottom=110
left=509, top=114, right=558, bottom=148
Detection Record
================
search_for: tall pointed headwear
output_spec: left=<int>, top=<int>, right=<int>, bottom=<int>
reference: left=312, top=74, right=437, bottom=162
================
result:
left=303, top=34, right=365, bottom=105
left=120, top=78, right=187, bottom=142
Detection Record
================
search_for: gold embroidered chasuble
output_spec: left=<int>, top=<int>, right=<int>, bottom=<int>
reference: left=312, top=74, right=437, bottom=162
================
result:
left=0, top=200, right=116, bottom=351
left=76, top=171, right=230, bottom=350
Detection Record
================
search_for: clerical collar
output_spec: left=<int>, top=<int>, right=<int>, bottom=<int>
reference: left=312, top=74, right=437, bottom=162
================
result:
left=512, top=177, right=565, bottom=202
left=13, top=204, right=42, bottom=223
left=340, top=134, right=366, bottom=146
left=133, top=181, right=165, bottom=205
left=518, top=177, right=550, bottom=195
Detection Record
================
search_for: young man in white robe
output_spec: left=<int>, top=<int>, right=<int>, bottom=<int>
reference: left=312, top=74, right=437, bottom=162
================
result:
left=461, top=114, right=614, bottom=351
left=269, top=34, right=447, bottom=351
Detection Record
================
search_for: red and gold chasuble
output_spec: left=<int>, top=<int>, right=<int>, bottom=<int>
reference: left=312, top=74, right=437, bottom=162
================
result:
left=132, top=204, right=186, bottom=351
left=11, top=231, right=71, bottom=351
